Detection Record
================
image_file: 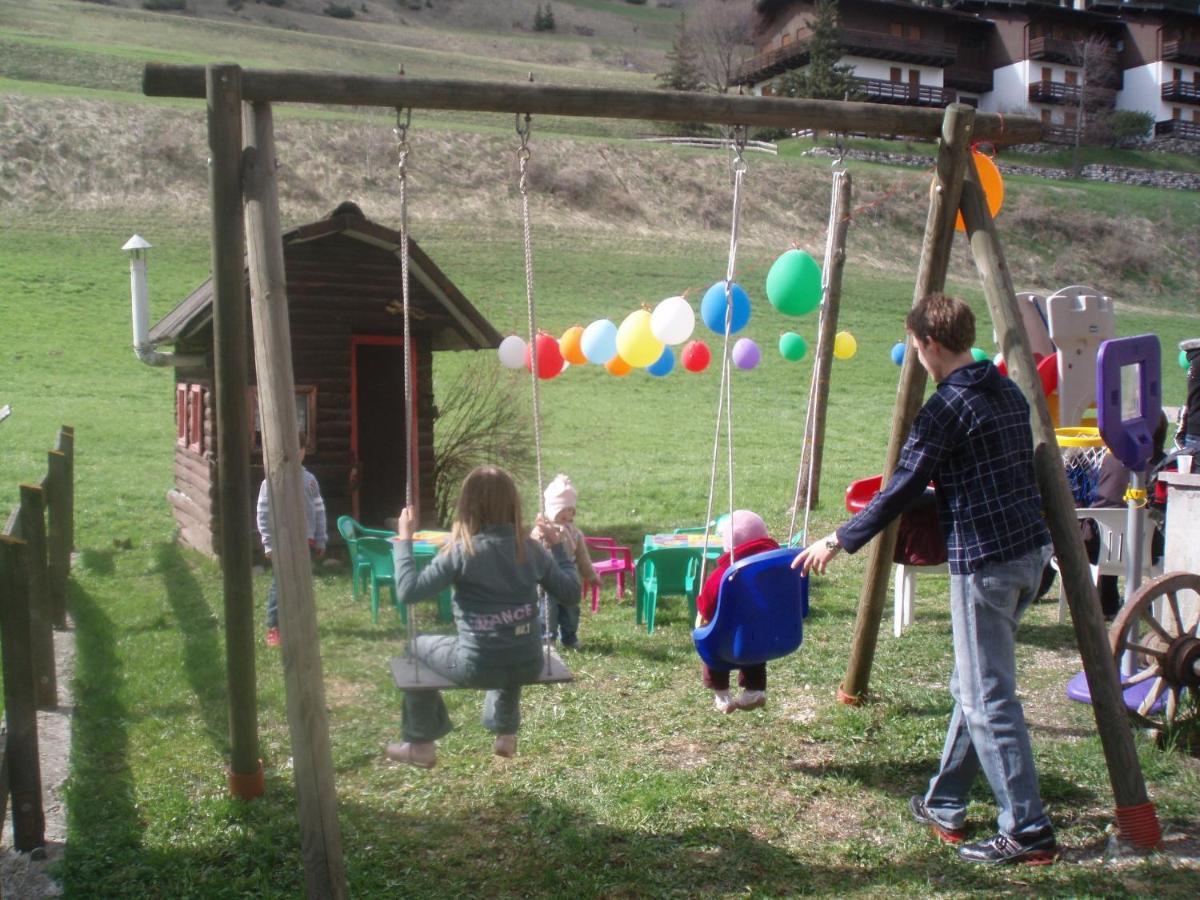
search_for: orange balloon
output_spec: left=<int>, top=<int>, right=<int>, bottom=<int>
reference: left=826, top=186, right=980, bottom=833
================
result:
left=954, top=150, right=1004, bottom=232
left=559, top=325, right=587, bottom=365
left=605, top=355, right=632, bottom=377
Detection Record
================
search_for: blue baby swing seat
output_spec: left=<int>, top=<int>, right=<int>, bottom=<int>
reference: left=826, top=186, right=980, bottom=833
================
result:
left=692, top=548, right=810, bottom=669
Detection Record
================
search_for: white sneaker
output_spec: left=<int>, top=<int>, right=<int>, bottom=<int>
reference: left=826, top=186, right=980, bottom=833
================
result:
left=713, top=691, right=735, bottom=714
left=734, top=689, right=766, bottom=711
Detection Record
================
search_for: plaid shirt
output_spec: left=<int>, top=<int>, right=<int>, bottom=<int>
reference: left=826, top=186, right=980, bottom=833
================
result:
left=838, top=361, right=1049, bottom=574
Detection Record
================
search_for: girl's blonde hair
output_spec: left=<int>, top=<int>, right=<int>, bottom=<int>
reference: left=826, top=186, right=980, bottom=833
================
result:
left=448, top=465, right=526, bottom=563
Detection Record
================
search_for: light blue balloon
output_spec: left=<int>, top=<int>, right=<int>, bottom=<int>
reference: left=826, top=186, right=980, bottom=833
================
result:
left=647, top=346, right=675, bottom=377
left=580, top=319, right=618, bottom=364
left=700, top=281, right=751, bottom=335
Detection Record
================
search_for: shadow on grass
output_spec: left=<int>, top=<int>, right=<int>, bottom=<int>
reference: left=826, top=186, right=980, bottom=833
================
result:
left=78, top=547, right=115, bottom=575
left=339, top=792, right=936, bottom=896
left=1018, top=621, right=1081, bottom=652
left=62, top=582, right=143, bottom=886
left=155, top=541, right=229, bottom=754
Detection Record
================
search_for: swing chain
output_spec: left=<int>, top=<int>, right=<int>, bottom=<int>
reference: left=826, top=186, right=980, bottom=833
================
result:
left=730, top=124, right=748, bottom=176
left=394, top=107, right=411, bottom=169
left=515, top=112, right=545, bottom=506
left=833, top=131, right=847, bottom=168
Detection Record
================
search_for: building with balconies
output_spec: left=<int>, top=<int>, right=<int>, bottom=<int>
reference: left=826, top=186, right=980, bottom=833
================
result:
left=1090, top=1, right=1200, bottom=140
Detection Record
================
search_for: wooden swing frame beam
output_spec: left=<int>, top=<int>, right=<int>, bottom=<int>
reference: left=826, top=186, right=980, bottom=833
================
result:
left=145, top=62, right=1156, bottom=900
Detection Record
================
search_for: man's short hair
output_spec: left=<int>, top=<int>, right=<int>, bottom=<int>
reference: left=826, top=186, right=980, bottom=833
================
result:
left=906, top=293, right=976, bottom=354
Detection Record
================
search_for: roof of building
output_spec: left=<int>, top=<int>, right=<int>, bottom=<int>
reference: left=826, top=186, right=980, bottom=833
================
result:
left=149, top=203, right=502, bottom=352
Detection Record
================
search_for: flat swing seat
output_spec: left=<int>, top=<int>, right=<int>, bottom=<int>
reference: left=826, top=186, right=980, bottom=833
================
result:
left=692, top=548, right=809, bottom=669
left=389, top=652, right=573, bottom=691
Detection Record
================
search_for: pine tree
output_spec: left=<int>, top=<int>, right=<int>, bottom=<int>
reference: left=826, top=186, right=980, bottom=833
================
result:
left=779, top=0, right=858, bottom=101
left=656, top=14, right=706, bottom=93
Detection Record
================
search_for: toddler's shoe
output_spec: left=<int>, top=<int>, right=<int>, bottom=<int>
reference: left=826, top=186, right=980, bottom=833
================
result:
left=265, top=626, right=281, bottom=647
left=713, top=691, right=735, bottom=714
left=561, top=640, right=582, bottom=652
left=385, top=741, right=437, bottom=769
left=493, top=734, right=517, bottom=758
left=734, top=689, right=766, bottom=711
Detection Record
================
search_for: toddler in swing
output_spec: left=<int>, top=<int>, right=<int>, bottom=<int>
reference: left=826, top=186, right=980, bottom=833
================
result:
left=387, top=465, right=580, bottom=769
left=695, top=510, right=780, bottom=713
left=539, top=474, right=598, bottom=650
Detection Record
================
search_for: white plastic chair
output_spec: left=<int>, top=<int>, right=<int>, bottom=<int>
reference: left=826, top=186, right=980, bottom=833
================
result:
left=1060, top=507, right=1162, bottom=623
left=892, top=561, right=949, bottom=637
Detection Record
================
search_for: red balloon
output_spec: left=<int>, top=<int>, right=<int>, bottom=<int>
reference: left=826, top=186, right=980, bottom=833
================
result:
left=681, top=340, right=711, bottom=373
left=524, top=333, right=564, bottom=379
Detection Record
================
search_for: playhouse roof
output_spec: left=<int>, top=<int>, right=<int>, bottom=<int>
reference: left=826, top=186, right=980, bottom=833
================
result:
left=148, top=206, right=502, bottom=352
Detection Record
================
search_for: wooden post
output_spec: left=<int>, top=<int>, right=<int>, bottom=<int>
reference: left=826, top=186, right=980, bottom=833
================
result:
left=0, top=536, right=47, bottom=852
left=839, top=104, right=974, bottom=703
left=243, top=99, right=348, bottom=899
left=47, top=448, right=70, bottom=630
left=207, top=64, right=263, bottom=796
left=19, top=484, right=57, bottom=709
left=959, top=157, right=1161, bottom=845
left=797, top=169, right=852, bottom=508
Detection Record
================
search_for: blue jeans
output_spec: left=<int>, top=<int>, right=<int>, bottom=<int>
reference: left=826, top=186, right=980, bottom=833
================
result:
left=924, top=546, right=1053, bottom=839
left=549, top=600, right=581, bottom=646
left=401, top=635, right=543, bottom=743
left=266, top=575, right=280, bottom=629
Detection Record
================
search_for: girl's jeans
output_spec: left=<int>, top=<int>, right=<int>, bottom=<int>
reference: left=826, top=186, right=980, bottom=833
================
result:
left=924, top=545, right=1054, bottom=839
left=401, top=634, right=543, bottom=743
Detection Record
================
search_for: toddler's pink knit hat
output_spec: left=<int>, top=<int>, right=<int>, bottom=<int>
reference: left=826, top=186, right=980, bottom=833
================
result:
left=544, top=474, right=578, bottom=520
left=720, top=509, right=768, bottom=552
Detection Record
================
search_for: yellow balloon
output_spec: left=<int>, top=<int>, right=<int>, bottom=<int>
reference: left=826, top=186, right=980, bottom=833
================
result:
left=615, top=309, right=664, bottom=368
left=833, top=331, right=858, bottom=360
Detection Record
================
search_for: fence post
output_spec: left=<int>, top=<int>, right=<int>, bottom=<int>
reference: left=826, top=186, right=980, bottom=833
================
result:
left=46, top=426, right=74, bottom=630
left=20, top=484, right=57, bottom=709
left=0, top=535, right=47, bottom=852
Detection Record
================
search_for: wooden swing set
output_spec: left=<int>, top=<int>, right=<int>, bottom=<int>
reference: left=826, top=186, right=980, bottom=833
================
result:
left=142, top=63, right=1160, bottom=898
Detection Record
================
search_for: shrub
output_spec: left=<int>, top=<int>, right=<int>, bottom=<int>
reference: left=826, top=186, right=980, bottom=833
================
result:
left=533, top=3, right=555, bottom=32
left=260, top=0, right=286, bottom=6
left=625, top=0, right=648, bottom=5
left=142, top=0, right=186, bottom=10
left=1106, top=109, right=1155, bottom=145
left=323, top=3, right=354, bottom=18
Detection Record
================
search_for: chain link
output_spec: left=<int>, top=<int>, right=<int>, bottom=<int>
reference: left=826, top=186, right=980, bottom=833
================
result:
left=516, top=113, right=545, bottom=510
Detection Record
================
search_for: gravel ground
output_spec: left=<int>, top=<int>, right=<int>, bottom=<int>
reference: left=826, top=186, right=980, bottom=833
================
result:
left=0, top=622, right=72, bottom=898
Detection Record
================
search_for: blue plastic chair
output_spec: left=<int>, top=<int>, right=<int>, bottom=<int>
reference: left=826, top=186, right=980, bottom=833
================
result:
left=692, top=548, right=810, bottom=669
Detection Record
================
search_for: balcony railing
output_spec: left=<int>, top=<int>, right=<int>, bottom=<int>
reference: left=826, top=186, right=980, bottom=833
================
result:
left=1162, top=39, right=1200, bottom=66
left=1162, top=80, right=1200, bottom=104
left=1155, top=118, right=1200, bottom=140
left=943, top=64, right=993, bottom=94
left=853, top=77, right=955, bottom=107
left=1029, top=80, right=1082, bottom=104
left=1028, top=35, right=1116, bottom=66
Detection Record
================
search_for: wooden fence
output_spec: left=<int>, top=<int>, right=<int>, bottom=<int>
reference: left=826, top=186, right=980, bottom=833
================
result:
left=0, top=425, right=74, bottom=853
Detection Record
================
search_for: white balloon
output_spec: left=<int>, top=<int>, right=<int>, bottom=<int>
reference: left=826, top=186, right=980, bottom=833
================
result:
left=650, top=295, right=695, bottom=345
left=498, top=335, right=527, bottom=369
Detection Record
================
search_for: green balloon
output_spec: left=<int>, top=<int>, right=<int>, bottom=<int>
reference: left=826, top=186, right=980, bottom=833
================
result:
left=1181, top=349, right=1190, bottom=370
left=779, top=332, right=808, bottom=361
left=766, top=249, right=822, bottom=316
left=971, top=347, right=989, bottom=362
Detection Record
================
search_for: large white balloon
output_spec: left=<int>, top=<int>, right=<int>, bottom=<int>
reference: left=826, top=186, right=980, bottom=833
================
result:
left=497, top=334, right=527, bottom=369
left=650, top=295, right=695, bottom=345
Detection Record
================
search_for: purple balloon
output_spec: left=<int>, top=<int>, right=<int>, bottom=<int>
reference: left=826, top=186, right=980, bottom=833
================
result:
left=732, top=338, right=761, bottom=370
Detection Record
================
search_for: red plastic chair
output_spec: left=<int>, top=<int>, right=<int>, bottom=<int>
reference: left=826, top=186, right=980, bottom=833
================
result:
left=585, top=536, right=633, bottom=612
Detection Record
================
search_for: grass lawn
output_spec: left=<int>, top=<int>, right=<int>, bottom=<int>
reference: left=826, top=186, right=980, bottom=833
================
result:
left=1, top=207, right=1198, bottom=896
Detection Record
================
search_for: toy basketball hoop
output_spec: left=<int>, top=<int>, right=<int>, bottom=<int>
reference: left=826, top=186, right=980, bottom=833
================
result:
left=1056, top=426, right=1105, bottom=506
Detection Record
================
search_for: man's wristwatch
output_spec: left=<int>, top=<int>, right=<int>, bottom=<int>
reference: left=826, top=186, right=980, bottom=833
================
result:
left=824, top=534, right=841, bottom=552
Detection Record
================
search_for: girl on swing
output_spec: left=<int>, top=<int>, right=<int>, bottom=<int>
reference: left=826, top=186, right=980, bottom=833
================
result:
left=387, top=465, right=580, bottom=769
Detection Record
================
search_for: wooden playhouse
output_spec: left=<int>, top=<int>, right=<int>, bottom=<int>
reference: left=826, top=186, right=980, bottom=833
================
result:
left=148, top=202, right=501, bottom=556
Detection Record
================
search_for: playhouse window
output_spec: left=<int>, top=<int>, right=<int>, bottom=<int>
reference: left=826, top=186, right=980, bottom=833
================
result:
left=249, top=385, right=318, bottom=455
left=176, top=383, right=207, bottom=454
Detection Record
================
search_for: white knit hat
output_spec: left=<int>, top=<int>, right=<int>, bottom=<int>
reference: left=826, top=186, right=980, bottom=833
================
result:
left=543, top=474, right=578, bottom=520
left=719, top=509, right=768, bottom=552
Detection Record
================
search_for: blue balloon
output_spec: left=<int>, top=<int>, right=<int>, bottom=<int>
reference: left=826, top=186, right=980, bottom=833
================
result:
left=646, top=346, right=675, bottom=377
left=580, top=319, right=618, bottom=364
left=891, top=342, right=906, bottom=366
left=700, top=281, right=751, bottom=335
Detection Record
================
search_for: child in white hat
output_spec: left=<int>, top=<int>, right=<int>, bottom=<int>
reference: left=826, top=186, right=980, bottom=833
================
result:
left=539, top=474, right=597, bottom=649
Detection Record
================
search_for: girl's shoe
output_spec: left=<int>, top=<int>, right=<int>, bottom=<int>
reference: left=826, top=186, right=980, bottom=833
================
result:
left=734, top=690, right=766, bottom=711
left=713, top=691, right=735, bottom=714
left=493, top=734, right=517, bottom=758
left=386, top=741, right=437, bottom=769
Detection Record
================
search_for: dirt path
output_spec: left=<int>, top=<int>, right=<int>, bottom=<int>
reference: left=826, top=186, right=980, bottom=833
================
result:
left=0, top=622, right=73, bottom=898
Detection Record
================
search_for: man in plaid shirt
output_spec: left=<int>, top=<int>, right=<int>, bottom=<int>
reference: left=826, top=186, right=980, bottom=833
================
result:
left=795, top=293, right=1056, bottom=866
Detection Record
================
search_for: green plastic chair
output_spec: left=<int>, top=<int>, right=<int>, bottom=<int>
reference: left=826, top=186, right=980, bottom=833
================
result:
left=636, top=546, right=704, bottom=634
left=336, top=516, right=369, bottom=603
left=356, top=535, right=399, bottom=624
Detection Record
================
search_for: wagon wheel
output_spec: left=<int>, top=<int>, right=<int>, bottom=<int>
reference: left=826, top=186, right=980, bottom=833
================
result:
left=1108, top=571, right=1200, bottom=731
